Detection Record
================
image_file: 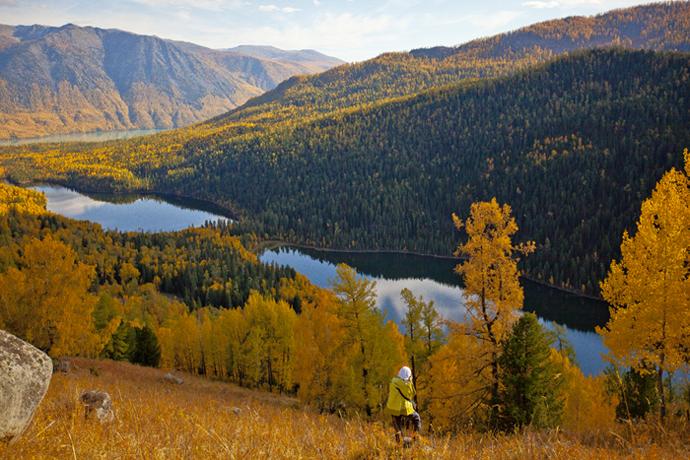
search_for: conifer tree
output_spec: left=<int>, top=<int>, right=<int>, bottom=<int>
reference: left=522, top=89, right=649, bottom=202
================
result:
left=332, top=264, right=379, bottom=416
left=604, top=367, right=659, bottom=420
left=103, top=320, right=132, bottom=361
left=498, top=313, right=564, bottom=430
left=0, top=236, right=99, bottom=357
left=332, top=264, right=404, bottom=416
left=131, top=325, right=161, bottom=368
left=400, top=288, right=443, bottom=405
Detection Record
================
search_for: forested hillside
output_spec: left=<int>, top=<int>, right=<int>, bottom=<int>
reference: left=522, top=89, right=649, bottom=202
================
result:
left=164, top=49, right=690, bottom=295
left=3, top=49, right=688, bottom=295
left=206, top=1, right=690, bottom=132
left=0, top=24, right=342, bottom=140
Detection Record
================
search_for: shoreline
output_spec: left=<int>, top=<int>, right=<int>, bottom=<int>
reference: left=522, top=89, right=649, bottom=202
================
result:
left=13, top=180, right=239, bottom=221
left=9, top=179, right=604, bottom=303
left=259, top=240, right=605, bottom=302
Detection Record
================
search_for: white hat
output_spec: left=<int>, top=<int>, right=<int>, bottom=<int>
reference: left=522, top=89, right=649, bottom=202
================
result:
left=398, top=366, right=412, bottom=381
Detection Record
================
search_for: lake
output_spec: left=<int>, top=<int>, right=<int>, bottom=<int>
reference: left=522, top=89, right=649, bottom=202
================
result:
left=0, top=129, right=163, bottom=146
left=32, top=185, right=230, bottom=232
left=260, top=247, right=611, bottom=376
left=34, top=185, right=611, bottom=375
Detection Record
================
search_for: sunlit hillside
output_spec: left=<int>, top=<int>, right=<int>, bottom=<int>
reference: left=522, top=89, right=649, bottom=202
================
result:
left=1, top=358, right=687, bottom=459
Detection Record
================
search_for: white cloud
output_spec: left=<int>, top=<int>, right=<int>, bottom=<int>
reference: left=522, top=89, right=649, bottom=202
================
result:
left=523, top=0, right=604, bottom=8
left=464, top=10, right=522, bottom=30
left=258, top=4, right=300, bottom=13
left=523, top=1, right=560, bottom=8
left=215, top=12, right=402, bottom=60
left=131, top=0, right=246, bottom=11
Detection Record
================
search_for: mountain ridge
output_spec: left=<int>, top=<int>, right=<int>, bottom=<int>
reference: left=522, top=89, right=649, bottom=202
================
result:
left=0, top=23, right=343, bottom=140
left=212, top=1, right=690, bottom=129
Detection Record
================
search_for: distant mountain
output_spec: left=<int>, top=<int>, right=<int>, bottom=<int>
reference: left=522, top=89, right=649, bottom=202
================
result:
left=226, top=45, right=344, bottom=72
left=0, top=24, right=343, bottom=140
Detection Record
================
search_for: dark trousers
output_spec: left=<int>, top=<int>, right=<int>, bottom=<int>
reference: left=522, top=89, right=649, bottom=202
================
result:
left=392, top=412, right=421, bottom=439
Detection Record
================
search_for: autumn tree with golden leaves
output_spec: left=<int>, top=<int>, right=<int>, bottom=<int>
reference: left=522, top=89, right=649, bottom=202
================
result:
left=597, top=151, right=690, bottom=420
left=0, top=236, right=100, bottom=357
left=331, top=263, right=405, bottom=416
left=452, top=198, right=534, bottom=426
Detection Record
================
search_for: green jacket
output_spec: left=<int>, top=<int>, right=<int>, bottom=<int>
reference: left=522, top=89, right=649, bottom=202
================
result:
left=385, top=376, right=416, bottom=416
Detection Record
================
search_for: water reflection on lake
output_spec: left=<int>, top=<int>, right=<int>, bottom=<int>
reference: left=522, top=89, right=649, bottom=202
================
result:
left=260, top=247, right=610, bottom=376
left=32, top=185, right=229, bottom=232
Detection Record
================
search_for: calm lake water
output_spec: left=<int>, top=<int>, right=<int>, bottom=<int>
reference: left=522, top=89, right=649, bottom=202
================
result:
left=0, top=129, right=163, bottom=146
left=34, top=185, right=610, bottom=375
left=261, top=247, right=610, bottom=376
left=32, top=185, right=230, bottom=232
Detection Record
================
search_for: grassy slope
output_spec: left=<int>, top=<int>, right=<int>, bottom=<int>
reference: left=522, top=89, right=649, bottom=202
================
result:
left=1, top=359, right=687, bottom=459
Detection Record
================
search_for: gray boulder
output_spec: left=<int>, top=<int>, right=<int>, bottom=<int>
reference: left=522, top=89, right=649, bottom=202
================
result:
left=80, top=390, right=114, bottom=423
left=0, top=329, right=53, bottom=443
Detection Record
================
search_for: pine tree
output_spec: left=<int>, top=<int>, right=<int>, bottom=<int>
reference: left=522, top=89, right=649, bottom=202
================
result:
left=604, top=367, right=659, bottom=420
left=131, top=325, right=161, bottom=367
left=498, top=313, right=564, bottom=430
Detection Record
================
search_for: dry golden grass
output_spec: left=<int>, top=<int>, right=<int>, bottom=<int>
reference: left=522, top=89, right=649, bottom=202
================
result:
left=2, top=359, right=688, bottom=459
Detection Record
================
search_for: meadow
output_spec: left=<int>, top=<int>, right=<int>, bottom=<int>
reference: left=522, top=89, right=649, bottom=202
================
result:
left=2, top=358, right=688, bottom=460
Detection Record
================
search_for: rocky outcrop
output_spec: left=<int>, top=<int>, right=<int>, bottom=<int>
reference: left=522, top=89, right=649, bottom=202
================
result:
left=0, top=330, right=53, bottom=443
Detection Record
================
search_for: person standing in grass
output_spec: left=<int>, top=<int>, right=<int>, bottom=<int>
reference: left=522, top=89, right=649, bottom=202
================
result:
left=385, top=366, right=421, bottom=442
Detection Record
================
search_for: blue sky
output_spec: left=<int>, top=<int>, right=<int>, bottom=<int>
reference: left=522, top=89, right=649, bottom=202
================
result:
left=1, top=0, right=660, bottom=61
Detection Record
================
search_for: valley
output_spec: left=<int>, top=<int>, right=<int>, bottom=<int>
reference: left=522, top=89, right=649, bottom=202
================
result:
left=0, top=1, right=689, bottom=457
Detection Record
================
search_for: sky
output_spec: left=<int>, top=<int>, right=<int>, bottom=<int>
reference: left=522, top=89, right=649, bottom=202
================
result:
left=0, top=0, right=663, bottom=61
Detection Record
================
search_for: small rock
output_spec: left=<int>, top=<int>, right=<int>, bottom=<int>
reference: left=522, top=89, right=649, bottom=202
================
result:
left=54, top=358, right=71, bottom=374
left=0, top=329, right=53, bottom=443
left=80, top=390, right=114, bottom=423
left=163, top=372, right=184, bottom=385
